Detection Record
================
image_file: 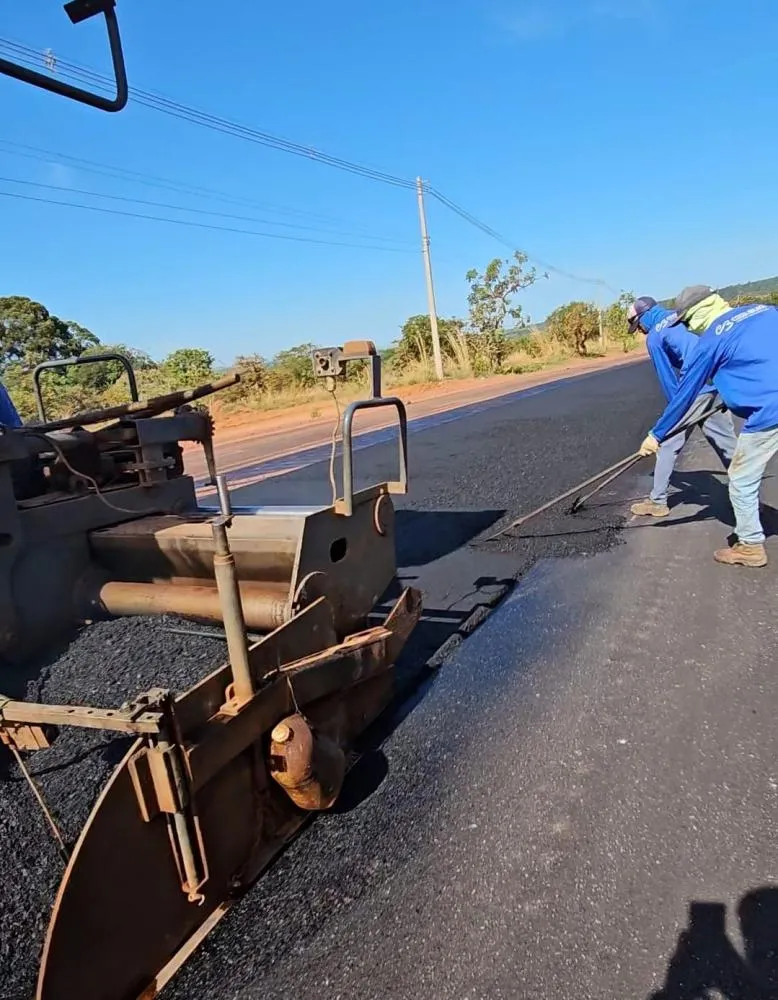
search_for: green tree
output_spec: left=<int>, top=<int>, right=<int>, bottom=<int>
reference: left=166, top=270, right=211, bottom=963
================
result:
left=66, top=343, right=156, bottom=393
left=465, top=252, right=540, bottom=335
left=464, top=252, right=543, bottom=374
left=394, top=315, right=468, bottom=369
left=0, top=296, right=98, bottom=372
left=546, top=301, right=600, bottom=356
left=161, top=348, right=214, bottom=388
left=601, top=291, right=636, bottom=352
left=270, top=343, right=317, bottom=391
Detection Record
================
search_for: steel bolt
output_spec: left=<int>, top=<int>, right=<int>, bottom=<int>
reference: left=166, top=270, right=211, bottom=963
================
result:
left=271, top=722, right=293, bottom=744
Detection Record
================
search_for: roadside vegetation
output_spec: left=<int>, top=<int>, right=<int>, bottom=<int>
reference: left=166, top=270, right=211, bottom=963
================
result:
left=2, top=270, right=776, bottom=425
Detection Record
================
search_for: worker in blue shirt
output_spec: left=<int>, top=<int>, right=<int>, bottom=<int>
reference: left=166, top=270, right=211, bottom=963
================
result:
left=639, top=285, right=778, bottom=567
left=0, top=382, right=21, bottom=428
left=627, top=296, right=736, bottom=518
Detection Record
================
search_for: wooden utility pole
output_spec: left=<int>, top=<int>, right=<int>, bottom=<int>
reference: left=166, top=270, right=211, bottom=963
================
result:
left=416, top=177, right=444, bottom=380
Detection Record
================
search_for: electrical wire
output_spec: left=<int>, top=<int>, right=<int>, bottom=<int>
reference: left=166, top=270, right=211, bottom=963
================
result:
left=0, top=37, right=621, bottom=291
left=427, top=185, right=621, bottom=295
left=325, top=380, right=342, bottom=506
left=0, top=188, right=418, bottom=252
left=0, top=173, right=415, bottom=244
left=0, top=38, right=415, bottom=189
left=0, top=137, right=410, bottom=234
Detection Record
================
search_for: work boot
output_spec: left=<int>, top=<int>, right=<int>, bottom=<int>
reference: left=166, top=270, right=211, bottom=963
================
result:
left=631, top=499, right=670, bottom=518
left=713, top=541, right=768, bottom=568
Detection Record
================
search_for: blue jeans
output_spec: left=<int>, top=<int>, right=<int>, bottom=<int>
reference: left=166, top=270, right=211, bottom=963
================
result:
left=729, top=427, right=778, bottom=544
left=651, top=393, right=738, bottom=505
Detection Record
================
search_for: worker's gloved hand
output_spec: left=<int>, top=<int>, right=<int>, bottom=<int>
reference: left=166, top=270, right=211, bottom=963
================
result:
left=639, top=432, right=659, bottom=457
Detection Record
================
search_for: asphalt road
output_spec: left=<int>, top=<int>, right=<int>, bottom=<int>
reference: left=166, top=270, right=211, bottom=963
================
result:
left=5, top=358, right=776, bottom=999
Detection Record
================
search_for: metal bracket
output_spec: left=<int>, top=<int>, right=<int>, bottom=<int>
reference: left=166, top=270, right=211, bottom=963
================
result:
left=312, top=341, right=382, bottom=399
left=0, top=1, right=128, bottom=112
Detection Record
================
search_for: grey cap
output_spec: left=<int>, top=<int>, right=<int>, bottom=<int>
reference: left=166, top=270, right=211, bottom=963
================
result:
left=667, top=285, right=716, bottom=326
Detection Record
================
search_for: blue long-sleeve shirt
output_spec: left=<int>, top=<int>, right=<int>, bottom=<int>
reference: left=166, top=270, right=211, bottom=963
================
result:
left=651, top=303, right=778, bottom=441
left=641, top=304, right=710, bottom=402
left=0, top=382, right=21, bottom=428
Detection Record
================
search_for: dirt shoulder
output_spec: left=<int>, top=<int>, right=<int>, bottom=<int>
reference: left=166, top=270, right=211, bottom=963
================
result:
left=197, top=347, right=647, bottom=450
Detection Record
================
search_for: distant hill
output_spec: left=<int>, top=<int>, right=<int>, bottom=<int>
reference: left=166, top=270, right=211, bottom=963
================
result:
left=718, top=276, right=778, bottom=300
left=657, top=276, right=778, bottom=310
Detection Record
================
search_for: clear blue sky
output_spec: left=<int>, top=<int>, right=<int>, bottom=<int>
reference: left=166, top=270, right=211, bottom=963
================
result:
left=1, top=0, right=776, bottom=364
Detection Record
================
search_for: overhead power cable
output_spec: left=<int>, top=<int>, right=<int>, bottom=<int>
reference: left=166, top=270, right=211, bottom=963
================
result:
left=0, top=173, right=415, bottom=243
left=0, top=37, right=619, bottom=291
left=0, top=38, right=415, bottom=190
left=0, top=188, right=417, bottom=252
left=0, top=138, right=412, bottom=236
left=427, top=185, right=620, bottom=295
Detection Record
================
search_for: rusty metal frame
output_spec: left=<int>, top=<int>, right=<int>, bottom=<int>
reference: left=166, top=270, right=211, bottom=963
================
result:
left=1, top=584, right=420, bottom=1000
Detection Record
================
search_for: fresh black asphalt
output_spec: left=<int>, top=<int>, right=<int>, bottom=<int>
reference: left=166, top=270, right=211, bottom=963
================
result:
left=4, top=359, right=773, bottom=999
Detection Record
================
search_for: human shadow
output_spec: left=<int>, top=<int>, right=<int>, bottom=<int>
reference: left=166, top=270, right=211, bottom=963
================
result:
left=651, top=889, right=778, bottom=999
left=656, top=470, right=778, bottom=539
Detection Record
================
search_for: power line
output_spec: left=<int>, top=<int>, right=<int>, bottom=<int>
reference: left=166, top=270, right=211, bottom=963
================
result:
left=0, top=38, right=416, bottom=190
left=427, top=185, right=620, bottom=295
left=0, top=188, right=418, bottom=252
left=0, top=173, right=415, bottom=244
left=0, top=139, right=411, bottom=238
left=0, top=37, right=620, bottom=293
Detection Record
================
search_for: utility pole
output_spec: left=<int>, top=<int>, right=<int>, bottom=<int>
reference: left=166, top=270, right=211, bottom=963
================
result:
left=416, top=177, right=444, bottom=380
left=598, top=306, right=605, bottom=350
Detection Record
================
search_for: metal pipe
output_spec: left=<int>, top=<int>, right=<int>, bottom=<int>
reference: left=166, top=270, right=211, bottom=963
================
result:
left=96, top=580, right=289, bottom=632
left=216, top=474, right=232, bottom=516
left=211, top=517, right=254, bottom=705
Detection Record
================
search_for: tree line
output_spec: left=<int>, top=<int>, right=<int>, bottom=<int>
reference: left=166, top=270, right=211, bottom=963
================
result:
left=5, top=261, right=772, bottom=424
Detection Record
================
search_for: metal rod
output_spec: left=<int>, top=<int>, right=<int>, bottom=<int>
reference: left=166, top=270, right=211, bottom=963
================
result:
left=8, top=744, right=70, bottom=864
left=211, top=517, right=254, bottom=705
left=483, top=452, right=642, bottom=541
left=569, top=455, right=643, bottom=513
left=164, top=626, right=265, bottom=643
left=216, top=474, right=232, bottom=516
left=484, top=400, right=727, bottom=542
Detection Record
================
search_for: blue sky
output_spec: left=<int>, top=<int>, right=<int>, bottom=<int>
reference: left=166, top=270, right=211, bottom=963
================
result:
left=1, top=0, right=776, bottom=364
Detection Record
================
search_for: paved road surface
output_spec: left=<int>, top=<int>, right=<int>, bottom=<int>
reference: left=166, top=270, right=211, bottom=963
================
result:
left=185, top=354, right=644, bottom=487
left=5, top=358, right=776, bottom=1000
left=161, top=359, right=777, bottom=999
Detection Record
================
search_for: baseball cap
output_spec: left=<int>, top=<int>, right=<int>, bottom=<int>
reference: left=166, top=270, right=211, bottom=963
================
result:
left=667, top=285, right=715, bottom=326
left=627, top=296, right=657, bottom=333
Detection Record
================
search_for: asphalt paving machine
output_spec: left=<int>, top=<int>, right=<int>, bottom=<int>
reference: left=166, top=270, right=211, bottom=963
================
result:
left=0, top=9, right=421, bottom=996
left=0, top=344, right=419, bottom=1000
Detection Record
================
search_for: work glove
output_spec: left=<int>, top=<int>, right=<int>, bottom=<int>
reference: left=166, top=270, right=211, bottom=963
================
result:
left=639, top=432, right=659, bottom=457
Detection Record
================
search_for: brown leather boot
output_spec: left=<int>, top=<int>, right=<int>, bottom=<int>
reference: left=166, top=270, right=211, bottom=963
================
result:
left=713, top=542, right=768, bottom=567
left=631, top=499, right=670, bottom=518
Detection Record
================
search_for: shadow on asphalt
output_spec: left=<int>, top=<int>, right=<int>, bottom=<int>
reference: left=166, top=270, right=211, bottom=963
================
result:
left=651, top=889, right=778, bottom=999
left=661, top=470, right=778, bottom=538
left=394, top=508, right=506, bottom=565
left=487, top=470, right=778, bottom=544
